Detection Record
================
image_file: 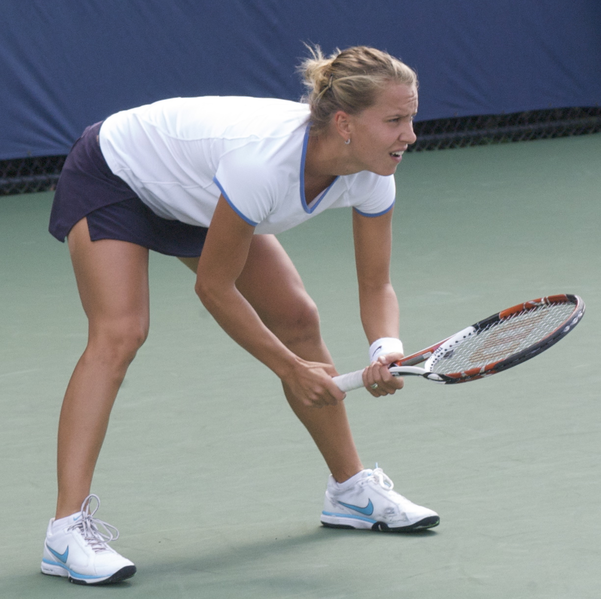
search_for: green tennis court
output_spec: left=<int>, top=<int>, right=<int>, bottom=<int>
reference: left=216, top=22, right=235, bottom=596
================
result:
left=1, top=132, right=599, bottom=598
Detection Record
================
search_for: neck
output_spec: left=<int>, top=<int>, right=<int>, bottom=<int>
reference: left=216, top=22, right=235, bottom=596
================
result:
left=305, top=126, right=357, bottom=179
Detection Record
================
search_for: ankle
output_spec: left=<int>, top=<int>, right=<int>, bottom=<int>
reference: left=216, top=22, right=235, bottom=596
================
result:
left=331, top=467, right=365, bottom=485
left=55, top=493, right=90, bottom=520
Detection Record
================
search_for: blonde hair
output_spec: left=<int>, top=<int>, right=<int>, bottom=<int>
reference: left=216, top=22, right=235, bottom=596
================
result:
left=299, top=44, right=418, bottom=132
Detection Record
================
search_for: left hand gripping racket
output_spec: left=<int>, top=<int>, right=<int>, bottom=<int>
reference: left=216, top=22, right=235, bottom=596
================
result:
left=333, top=294, right=585, bottom=392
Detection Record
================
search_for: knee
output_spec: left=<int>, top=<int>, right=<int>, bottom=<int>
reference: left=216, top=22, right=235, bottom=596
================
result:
left=89, top=318, right=149, bottom=366
left=274, top=297, right=322, bottom=349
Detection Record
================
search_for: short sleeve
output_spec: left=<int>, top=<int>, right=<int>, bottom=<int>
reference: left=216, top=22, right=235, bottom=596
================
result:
left=213, top=145, right=279, bottom=226
left=350, top=174, right=396, bottom=217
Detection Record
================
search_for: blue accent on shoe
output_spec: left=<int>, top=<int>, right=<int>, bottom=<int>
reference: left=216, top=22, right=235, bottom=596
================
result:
left=70, top=570, right=108, bottom=581
left=337, top=499, right=374, bottom=516
left=321, top=510, right=376, bottom=524
left=42, top=558, right=108, bottom=582
left=46, top=544, right=69, bottom=564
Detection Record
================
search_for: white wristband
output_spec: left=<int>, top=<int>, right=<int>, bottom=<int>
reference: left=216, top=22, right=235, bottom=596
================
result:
left=369, top=337, right=404, bottom=362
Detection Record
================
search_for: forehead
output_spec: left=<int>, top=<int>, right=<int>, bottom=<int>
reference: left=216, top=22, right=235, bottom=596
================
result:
left=368, top=83, right=418, bottom=114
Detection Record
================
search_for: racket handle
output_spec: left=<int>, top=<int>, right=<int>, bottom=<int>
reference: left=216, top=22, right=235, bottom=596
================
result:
left=333, top=370, right=364, bottom=392
left=334, top=365, right=431, bottom=392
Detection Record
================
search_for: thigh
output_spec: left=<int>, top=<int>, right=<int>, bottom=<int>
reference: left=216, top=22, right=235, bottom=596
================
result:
left=68, top=217, right=150, bottom=334
left=178, top=236, right=309, bottom=322
left=177, top=235, right=325, bottom=357
left=236, top=234, right=320, bottom=342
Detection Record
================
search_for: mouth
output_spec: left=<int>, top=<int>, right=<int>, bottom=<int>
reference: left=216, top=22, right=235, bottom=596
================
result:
left=389, top=150, right=404, bottom=162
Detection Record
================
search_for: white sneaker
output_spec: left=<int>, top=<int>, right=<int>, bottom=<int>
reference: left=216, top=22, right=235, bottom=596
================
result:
left=321, top=468, right=440, bottom=532
left=41, top=494, right=136, bottom=585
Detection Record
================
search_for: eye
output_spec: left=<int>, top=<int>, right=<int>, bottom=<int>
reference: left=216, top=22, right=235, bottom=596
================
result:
left=388, top=115, right=415, bottom=124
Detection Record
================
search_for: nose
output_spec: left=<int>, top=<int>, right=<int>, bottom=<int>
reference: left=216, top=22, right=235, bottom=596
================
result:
left=401, top=121, right=417, bottom=146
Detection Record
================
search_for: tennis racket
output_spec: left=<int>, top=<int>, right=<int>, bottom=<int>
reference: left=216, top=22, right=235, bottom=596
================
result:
left=333, top=294, right=585, bottom=391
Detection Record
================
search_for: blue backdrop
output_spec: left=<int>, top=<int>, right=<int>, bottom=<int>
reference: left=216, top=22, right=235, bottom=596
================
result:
left=1, top=0, right=600, bottom=160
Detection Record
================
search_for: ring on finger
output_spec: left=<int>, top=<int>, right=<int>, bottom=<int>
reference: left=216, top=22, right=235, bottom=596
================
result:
left=370, top=383, right=379, bottom=390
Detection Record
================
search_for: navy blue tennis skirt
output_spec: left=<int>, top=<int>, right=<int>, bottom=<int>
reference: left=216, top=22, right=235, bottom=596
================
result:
left=49, top=122, right=208, bottom=257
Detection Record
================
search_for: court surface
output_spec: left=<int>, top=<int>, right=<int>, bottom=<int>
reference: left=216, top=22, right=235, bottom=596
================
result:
left=1, top=133, right=599, bottom=598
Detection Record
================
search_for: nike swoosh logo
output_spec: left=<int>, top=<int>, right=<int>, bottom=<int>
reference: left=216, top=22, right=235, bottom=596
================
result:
left=338, top=499, right=374, bottom=516
left=47, top=544, right=69, bottom=564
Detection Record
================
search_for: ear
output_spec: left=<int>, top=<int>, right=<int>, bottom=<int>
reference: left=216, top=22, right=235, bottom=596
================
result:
left=332, top=110, right=352, bottom=140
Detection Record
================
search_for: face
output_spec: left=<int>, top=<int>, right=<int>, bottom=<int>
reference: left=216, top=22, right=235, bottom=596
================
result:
left=339, top=83, right=418, bottom=176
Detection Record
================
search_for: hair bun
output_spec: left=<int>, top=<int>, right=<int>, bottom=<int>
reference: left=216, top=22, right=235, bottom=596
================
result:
left=298, top=44, right=417, bottom=132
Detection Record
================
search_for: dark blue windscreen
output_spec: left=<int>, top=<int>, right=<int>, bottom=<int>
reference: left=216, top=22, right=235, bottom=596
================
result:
left=1, top=0, right=599, bottom=159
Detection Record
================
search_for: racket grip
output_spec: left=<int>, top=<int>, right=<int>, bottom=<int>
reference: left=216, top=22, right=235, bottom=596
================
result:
left=333, top=369, right=365, bottom=392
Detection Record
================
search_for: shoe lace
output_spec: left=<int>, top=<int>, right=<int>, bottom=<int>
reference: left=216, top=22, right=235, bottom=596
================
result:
left=68, top=494, right=120, bottom=553
left=369, top=466, right=395, bottom=491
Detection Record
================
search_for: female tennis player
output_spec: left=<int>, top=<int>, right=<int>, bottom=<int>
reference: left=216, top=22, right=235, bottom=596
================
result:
left=42, top=45, right=439, bottom=585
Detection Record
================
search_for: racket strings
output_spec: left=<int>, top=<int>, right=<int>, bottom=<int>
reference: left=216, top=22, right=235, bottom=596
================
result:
left=431, top=302, right=575, bottom=374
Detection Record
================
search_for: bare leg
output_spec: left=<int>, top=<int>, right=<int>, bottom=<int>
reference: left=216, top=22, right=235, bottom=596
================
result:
left=56, top=219, right=150, bottom=518
left=180, top=236, right=363, bottom=482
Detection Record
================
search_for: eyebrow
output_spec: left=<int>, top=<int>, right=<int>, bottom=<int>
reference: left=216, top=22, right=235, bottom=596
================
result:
left=387, top=112, right=418, bottom=118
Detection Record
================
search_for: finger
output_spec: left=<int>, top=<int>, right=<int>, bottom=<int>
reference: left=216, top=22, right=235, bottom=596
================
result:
left=377, top=352, right=405, bottom=367
left=365, top=366, right=403, bottom=396
left=309, top=378, right=345, bottom=407
left=325, top=384, right=346, bottom=405
left=365, top=380, right=380, bottom=397
left=378, top=373, right=404, bottom=394
left=363, top=363, right=377, bottom=396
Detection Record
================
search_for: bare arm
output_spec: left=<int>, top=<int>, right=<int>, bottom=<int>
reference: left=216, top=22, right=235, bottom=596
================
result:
left=353, top=208, right=400, bottom=341
left=195, top=196, right=344, bottom=406
left=352, top=208, right=404, bottom=395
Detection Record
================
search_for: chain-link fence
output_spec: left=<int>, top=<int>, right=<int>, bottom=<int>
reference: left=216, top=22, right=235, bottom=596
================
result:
left=0, top=154, right=66, bottom=196
left=409, top=106, right=601, bottom=152
left=1, top=107, right=600, bottom=196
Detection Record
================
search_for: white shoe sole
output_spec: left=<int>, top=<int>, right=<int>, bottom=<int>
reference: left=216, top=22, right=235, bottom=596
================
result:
left=321, top=511, right=440, bottom=532
left=41, top=559, right=136, bottom=585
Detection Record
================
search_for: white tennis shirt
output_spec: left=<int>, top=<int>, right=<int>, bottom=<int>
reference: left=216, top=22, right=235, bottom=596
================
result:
left=99, top=96, right=395, bottom=234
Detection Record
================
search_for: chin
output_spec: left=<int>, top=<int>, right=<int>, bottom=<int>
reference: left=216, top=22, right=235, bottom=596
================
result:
left=362, top=161, right=399, bottom=177
left=378, top=165, right=399, bottom=177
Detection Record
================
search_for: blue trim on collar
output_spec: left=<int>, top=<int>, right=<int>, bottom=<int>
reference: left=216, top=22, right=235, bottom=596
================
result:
left=300, top=125, right=339, bottom=214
